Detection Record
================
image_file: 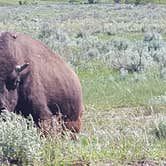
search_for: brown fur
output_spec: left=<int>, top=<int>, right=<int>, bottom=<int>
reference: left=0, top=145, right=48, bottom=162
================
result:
left=0, top=32, right=84, bottom=134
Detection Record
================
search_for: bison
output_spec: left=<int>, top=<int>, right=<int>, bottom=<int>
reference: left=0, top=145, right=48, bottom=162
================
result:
left=0, top=32, right=84, bottom=135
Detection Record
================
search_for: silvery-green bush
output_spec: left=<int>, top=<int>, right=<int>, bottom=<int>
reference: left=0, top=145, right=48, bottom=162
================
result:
left=151, top=116, right=166, bottom=140
left=4, top=4, right=166, bottom=74
left=0, top=111, right=42, bottom=165
left=103, top=32, right=166, bottom=74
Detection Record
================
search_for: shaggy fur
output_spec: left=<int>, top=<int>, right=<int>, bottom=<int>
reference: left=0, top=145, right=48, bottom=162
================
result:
left=0, top=32, right=84, bottom=134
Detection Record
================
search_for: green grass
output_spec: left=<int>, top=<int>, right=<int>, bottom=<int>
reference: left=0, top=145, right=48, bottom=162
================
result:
left=0, top=2, right=166, bottom=165
left=97, top=33, right=143, bottom=42
left=40, top=106, right=166, bottom=165
left=0, top=0, right=68, bottom=6
left=0, top=0, right=19, bottom=5
left=0, top=0, right=166, bottom=6
left=78, top=66, right=166, bottom=110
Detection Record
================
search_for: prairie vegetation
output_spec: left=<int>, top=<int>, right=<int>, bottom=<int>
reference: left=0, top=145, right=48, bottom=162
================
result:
left=0, top=1, right=166, bottom=165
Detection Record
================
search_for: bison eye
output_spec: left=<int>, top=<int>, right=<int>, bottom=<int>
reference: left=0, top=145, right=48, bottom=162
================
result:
left=5, top=76, right=19, bottom=90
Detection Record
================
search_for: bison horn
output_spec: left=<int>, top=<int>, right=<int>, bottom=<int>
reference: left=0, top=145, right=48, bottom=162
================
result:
left=15, top=63, right=29, bottom=73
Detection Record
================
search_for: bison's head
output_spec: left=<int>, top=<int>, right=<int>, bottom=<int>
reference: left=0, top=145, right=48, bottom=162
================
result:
left=0, top=63, right=29, bottom=112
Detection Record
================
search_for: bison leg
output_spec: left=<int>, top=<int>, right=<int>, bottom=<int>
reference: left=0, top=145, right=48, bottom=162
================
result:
left=64, top=104, right=84, bottom=133
left=60, top=116, right=82, bottom=140
left=28, top=92, right=57, bottom=135
left=64, top=115, right=82, bottom=133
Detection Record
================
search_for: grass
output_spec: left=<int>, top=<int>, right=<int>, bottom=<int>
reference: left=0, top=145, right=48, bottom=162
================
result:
left=40, top=106, right=166, bottom=165
left=0, top=0, right=18, bottom=5
left=97, top=32, right=143, bottom=42
left=0, top=2, right=166, bottom=165
left=0, top=0, right=69, bottom=6
left=0, top=0, right=166, bottom=6
left=78, top=66, right=166, bottom=109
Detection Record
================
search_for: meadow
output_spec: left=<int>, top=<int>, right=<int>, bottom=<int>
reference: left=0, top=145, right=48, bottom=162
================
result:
left=0, top=1, right=166, bottom=165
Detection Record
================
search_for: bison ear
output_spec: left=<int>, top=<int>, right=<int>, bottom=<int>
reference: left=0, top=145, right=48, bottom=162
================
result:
left=15, top=63, right=29, bottom=73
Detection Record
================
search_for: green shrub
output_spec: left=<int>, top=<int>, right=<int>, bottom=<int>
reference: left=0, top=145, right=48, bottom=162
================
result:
left=0, top=111, right=42, bottom=165
left=151, top=118, right=166, bottom=139
left=121, top=0, right=153, bottom=5
left=18, top=0, right=38, bottom=5
left=88, top=0, right=95, bottom=3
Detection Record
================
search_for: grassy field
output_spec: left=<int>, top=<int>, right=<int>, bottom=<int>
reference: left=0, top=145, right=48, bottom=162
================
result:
left=0, top=1, right=166, bottom=166
left=0, top=0, right=66, bottom=6
left=0, top=0, right=166, bottom=5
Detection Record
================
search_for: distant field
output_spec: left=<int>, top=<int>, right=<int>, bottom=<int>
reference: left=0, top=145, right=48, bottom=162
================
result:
left=0, top=2, right=166, bottom=165
left=0, top=0, right=67, bottom=6
left=0, top=0, right=166, bottom=6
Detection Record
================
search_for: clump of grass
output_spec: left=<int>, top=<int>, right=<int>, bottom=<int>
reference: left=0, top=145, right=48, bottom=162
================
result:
left=151, top=117, right=166, bottom=139
left=0, top=111, right=42, bottom=165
